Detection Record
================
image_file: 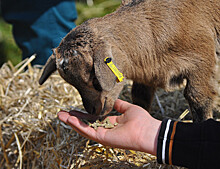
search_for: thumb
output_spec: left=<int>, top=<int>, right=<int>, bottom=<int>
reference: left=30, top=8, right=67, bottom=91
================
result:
left=114, top=99, right=133, bottom=114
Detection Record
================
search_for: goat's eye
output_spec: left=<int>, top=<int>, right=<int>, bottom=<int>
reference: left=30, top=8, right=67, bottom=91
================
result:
left=92, top=77, right=102, bottom=91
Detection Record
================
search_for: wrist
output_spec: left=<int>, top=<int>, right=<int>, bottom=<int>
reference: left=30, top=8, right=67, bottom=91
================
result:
left=138, top=116, right=162, bottom=155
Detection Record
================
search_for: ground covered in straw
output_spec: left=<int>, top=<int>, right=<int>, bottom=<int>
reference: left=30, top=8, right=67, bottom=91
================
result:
left=0, top=58, right=219, bottom=169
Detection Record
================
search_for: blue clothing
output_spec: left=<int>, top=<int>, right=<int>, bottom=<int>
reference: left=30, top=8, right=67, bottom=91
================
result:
left=1, top=0, right=77, bottom=65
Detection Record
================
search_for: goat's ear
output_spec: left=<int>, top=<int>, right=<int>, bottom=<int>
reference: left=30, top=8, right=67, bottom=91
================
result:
left=39, top=54, right=57, bottom=85
left=94, top=48, right=117, bottom=91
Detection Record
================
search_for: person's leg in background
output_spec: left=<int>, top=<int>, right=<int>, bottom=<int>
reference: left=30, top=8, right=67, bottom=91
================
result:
left=1, top=0, right=77, bottom=65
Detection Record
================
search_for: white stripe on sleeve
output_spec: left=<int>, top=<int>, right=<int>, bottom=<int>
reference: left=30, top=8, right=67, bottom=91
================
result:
left=162, top=119, right=171, bottom=164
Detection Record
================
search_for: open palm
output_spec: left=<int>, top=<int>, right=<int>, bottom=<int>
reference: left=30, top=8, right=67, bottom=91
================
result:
left=58, top=99, right=161, bottom=155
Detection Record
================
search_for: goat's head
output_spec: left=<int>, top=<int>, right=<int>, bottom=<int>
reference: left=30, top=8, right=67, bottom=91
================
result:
left=39, top=24, right=125, bottom=119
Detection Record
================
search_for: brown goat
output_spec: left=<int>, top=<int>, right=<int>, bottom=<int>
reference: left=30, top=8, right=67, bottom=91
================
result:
left=39, top=0, right=220, bottom=122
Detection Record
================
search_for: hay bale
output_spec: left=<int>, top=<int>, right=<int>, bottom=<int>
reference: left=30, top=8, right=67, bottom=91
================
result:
left=1, top=57, right=219, bottom=168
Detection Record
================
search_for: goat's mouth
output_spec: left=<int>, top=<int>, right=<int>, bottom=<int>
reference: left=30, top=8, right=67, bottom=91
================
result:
left=100, top=97, right=107, bottom=115
left=97, top=97, right=110, bottom=119
left=87, top=97, right=109, bottom=121
left=69, top=110, right=99, bottom=122
left=68, top=110, right=107, bottom=123
left=68, top=98, right=110, bottom=122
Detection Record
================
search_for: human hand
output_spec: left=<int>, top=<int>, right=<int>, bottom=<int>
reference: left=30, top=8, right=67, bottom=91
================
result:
left=58, top=99, right=161, bottom=155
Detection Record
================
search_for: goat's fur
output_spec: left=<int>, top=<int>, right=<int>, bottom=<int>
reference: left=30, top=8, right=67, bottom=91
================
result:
left=39, top=0, right=220, bottom=122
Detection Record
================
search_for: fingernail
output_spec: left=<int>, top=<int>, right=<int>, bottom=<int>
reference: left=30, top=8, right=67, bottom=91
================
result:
left=57, top=111, right=67, bottom=117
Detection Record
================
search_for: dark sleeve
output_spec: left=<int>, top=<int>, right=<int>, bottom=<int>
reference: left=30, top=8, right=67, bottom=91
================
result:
left=157, top=118, right=220, bottom=169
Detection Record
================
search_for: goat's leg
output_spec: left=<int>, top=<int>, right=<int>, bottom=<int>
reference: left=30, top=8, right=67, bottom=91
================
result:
left=184, top=73, right=217, bottom=122
left=132, top=82, right=156, bottom=111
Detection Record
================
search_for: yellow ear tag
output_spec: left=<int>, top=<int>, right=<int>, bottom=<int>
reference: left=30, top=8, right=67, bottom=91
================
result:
left=104, top=57, right=124, bottom=82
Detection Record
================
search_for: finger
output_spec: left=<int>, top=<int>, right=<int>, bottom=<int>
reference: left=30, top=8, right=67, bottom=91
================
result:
left=58, top=111, right=71, bottom=124
left=58, top=111, right=121, bottom=144
left=58, top=111, right=99, bottom=140
left=66, top=116, right=106, bottom=142
left=58, top=111, right=88, bottom=138
left=66, top=116, right=95, bottom=138
left=114, top=99, right=133, bottom=114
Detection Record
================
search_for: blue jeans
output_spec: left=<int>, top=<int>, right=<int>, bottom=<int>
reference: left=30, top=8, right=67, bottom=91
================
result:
left=1, top=0, right=77, bottom=65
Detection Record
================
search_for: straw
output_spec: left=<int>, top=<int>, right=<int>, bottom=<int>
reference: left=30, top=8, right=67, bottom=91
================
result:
left=14, top=133, right=22, bottom=169
left=0, top=57, right=219, bottom=169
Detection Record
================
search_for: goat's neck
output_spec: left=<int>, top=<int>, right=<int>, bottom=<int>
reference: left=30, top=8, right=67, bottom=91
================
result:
left=110, top=27, right=157, bottom=85
left=89, top=11, right=163, bottom=84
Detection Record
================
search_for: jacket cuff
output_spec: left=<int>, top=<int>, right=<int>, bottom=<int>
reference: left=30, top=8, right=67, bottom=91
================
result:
left=156, top=119, right=202, bottom=168
left=157, top=119, right=178, bottom=165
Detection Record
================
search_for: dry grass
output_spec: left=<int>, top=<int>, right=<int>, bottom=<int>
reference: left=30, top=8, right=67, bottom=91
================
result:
left=0, top=57, right=219, bottom=169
